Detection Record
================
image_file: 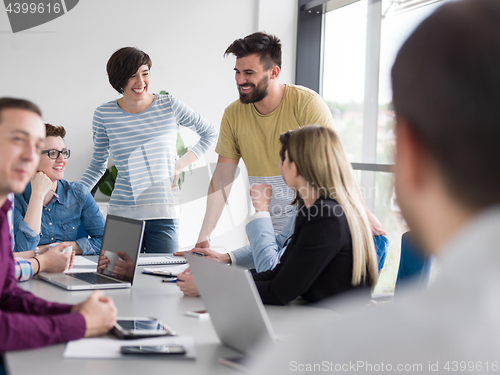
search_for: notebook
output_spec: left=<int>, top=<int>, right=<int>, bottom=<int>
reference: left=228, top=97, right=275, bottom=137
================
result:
left=138, top=256, right=187, bottom=266
left=142, top=264, right=189, bottom=276
left=185, top=253, right=277, bottom=354
left=38, top=215, right=145, bottom=290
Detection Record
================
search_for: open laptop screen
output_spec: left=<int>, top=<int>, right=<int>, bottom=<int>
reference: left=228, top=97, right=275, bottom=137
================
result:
left=185, top=253, right=276, bottom=354
left=97, top=215, right=144, bottom=283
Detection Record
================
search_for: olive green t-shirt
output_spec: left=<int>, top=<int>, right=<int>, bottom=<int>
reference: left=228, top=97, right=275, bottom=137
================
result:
left=215, top=84, right=335, bottom=231
left=216, top=84, right=335, bottom=177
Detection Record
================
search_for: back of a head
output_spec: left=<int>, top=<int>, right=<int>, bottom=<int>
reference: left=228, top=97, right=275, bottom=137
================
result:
left=287, top=126, right=378, bottom=287
left=225, top=32, right=282, bottom=70
left=287, top=126, right=353, bottom=196
left=392, top=0, right=500, bottom=210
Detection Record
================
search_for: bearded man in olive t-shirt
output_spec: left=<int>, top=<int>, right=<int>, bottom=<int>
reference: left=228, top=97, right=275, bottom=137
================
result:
left=195, top=32, right=337, bottom=247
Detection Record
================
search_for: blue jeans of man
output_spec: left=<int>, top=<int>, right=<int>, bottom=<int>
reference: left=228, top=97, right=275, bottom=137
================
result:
left=141, top=219, right=179, bottom=253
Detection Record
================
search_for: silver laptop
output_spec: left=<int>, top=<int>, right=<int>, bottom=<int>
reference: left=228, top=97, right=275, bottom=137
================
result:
left=185, top=253, right=277, bottom=354
left=38, top=215, right=145, bottom=290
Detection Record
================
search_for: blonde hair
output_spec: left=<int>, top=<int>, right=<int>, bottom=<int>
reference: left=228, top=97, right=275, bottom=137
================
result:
left=284, top=125, right=378, bottom=287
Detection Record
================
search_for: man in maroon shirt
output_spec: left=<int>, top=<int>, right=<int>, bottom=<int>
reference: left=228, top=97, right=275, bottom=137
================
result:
left=0, top=98, right=117, bottom=352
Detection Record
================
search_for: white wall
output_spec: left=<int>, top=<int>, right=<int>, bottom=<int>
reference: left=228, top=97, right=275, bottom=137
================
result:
left=0, top=0, right=298, bottom=247
left=257, top=0, right=298, bottom=84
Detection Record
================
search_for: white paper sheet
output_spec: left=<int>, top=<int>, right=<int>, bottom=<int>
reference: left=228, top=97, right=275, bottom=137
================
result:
left=63, top=256, right=98, bottom=273
left=71, top=256, right=98, bottom=266
left=63, top=335, right=195, bottom=359
left=64, top=267, right=98, bottom=274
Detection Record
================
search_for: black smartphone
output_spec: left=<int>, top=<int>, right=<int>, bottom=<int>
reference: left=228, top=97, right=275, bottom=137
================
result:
left=120, top=345, right=186, bottom=355
left=112, top=317, right=176, bottom=339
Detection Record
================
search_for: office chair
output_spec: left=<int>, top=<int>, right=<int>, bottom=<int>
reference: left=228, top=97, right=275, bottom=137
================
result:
left=395, top=231, right=433, bottom=293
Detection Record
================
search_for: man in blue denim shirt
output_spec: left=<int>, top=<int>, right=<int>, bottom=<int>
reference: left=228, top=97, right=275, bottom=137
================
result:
left=13, top=123, right=105, bottom=255
left=229, top=200, right=389, bottom=273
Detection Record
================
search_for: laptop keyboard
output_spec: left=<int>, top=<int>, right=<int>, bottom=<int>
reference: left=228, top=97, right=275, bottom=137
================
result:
left=68, top=273, right=120, bottom=284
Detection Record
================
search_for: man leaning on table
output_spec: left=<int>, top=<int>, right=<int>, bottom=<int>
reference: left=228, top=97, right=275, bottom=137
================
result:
left=175, top=32, right=388, bottom=294
left=0, top=98, right=117, bottom=354
left=250, top=0, right=500, bottom=372
left=193, top=31, right=386, bottom=249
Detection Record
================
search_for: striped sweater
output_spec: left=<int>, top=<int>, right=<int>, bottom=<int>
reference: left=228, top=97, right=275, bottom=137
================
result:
left=81, top=94, right=218, bottom=220
left=248, top=175, right=295, bottom=232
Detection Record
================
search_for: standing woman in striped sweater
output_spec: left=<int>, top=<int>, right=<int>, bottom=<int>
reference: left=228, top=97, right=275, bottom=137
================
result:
left=81, top=47, right=218, bottom=253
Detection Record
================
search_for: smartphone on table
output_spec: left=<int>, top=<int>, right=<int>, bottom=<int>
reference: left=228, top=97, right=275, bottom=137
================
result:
left=111, top=317, right=176, bottom=339
left=120, top=345, right=186, bottom=355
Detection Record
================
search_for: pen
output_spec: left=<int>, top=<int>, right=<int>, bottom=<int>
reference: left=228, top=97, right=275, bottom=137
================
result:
left=193, top=252, right=206, bottom=257
left=162, top=277, right=178, bottom=283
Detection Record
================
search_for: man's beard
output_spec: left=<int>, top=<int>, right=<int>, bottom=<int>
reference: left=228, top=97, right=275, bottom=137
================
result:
left=238, top=76, right=269, bottom=104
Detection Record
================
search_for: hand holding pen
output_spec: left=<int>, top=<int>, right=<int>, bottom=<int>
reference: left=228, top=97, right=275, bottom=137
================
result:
left=162, top=276, right=178, bottom=283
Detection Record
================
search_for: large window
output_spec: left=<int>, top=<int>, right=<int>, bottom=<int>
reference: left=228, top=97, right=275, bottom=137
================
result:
left=301, top=0, right=448, bottom=294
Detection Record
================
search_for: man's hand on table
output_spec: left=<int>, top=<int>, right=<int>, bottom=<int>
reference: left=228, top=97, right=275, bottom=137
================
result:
left=176, top=268, right=200, bottom=297
left=173, top=248, right=231, bottom=264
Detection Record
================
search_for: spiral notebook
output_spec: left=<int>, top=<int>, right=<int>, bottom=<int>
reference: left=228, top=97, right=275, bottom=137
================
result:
left=138, top=256, right=187, bottom=266
left=142, top=264, right=189, bottom=276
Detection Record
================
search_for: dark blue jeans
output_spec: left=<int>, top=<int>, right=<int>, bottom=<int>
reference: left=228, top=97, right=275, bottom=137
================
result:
left=141, top=218, right=179, bottom=253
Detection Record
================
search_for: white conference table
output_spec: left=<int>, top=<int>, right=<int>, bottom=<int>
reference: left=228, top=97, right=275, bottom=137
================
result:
left=5, top=255, right=334, bottom=375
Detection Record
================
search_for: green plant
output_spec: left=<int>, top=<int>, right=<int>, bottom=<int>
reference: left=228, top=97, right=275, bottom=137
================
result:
left=175, top=130, right=190, bottom=189
left=97, top=90, right=191, bottom=196
left=97, top=165, right=117, bottom=196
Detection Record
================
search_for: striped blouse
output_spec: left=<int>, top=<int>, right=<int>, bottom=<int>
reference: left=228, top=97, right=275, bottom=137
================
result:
left=14, top=257, right=34, bottom=282
left=80, top=94, right=218, bottom=220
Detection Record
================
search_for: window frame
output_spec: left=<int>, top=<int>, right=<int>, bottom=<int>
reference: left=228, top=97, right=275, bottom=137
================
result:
left=296, top=0, right=388, bottom=211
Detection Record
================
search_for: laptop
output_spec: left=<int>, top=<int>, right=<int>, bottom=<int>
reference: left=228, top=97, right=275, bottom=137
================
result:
left=185, top=253, right=277, bottom=354
left=38, top=215, right=145, bottom=291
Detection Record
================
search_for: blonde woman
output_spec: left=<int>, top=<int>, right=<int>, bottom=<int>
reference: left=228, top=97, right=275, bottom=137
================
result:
left=251, top=125, right=379, bottom=305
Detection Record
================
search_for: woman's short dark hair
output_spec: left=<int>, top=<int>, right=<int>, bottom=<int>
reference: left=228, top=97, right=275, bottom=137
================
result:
left=45, top=123, right=66, bottom=138
left=106, top=47, right=152, bottom=94
left=225, top=32, right=282, bottom=71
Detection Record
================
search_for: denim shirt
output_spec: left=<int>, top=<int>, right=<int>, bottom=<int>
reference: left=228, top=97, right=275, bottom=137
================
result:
left=14, top=180, right=105, bottom=255
left=233, top=206, right=296, bottom=272
left=233, top=205, right=390, bottom=273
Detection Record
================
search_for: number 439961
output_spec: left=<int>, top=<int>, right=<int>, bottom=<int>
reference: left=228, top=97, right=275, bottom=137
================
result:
left=5, top=2, right=62, bottom=14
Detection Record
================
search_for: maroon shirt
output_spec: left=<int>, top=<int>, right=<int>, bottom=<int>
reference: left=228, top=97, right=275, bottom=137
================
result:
left=0, top=199, right=86, bottom=352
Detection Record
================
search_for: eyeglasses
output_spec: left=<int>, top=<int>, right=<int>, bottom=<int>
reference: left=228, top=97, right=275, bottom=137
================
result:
left=41, top=149, right=71, bottom=159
